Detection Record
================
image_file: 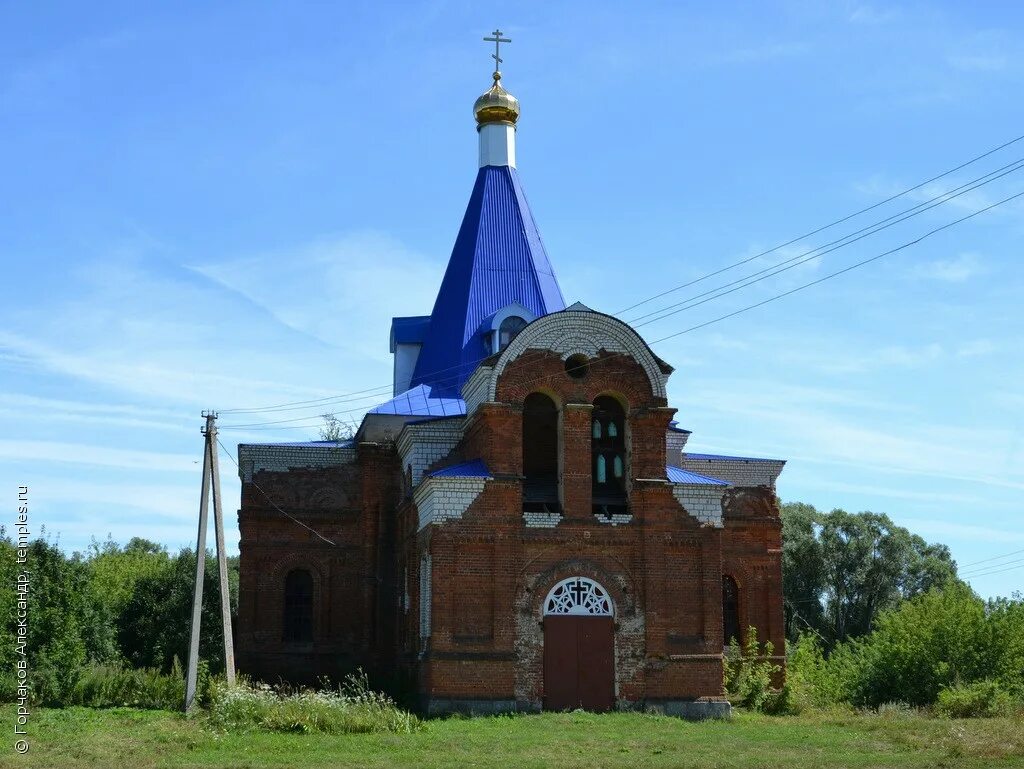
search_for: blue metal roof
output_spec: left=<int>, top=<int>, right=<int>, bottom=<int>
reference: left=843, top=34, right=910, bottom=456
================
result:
left=427, top=459, right=491, bottom=478
left=368, top=384, right=467, bottom=417
left=410, top=165, right=565, bottom=395
left=667, top=420, right=692, bottom=434
left=390, top=315, right=430, bottom=351
left=667, top=465, right=730, bottom=485
left=683, top=453, right=783, bottom=463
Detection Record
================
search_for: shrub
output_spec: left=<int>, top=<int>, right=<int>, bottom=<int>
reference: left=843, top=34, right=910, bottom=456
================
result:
left=723, top=628, right=782, bottom=712
left=935, top=680, right=1014, bottom=719
left=850, top=584, right=1024, bottom=707
left=783, top=632, right=859, bottom=710
left=69, top=662, right=186, bottom=710
left=207, top=671, right=420, bottom=734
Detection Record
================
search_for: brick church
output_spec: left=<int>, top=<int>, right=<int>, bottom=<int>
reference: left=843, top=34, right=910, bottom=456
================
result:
left=235, top=50, right=786, bottom=718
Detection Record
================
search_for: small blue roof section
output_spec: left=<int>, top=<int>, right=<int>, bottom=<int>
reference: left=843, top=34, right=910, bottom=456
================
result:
left=667, top=465, right=730, bottom=485
left=668, top=420, right=692, bottom=434
left=427, top=459, right=491, bottom=479
left=684, top=453, right=782, bottom=463
left=410, top=165, right=566, bottom=395
left=390, top=315, right=431, bottom=352
left=368, top=383, right=467, bottom=417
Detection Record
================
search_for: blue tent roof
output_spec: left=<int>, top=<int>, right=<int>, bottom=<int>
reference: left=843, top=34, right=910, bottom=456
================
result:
left=409, top=165, right=565, bottom=395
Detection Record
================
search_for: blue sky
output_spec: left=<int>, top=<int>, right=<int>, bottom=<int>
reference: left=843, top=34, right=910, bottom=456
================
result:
left=1, top=2, right=1022, bottom=598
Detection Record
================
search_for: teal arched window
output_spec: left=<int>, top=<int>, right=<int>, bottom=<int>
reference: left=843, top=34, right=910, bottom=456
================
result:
left=592, top=396, right=627, bottom=514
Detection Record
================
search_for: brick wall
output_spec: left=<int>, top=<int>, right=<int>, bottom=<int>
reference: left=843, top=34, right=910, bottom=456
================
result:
left=236, top=331, right=785, bottom=711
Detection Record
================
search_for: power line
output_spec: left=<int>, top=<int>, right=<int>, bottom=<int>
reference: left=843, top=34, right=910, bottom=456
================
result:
left=960, top=561, right=1024, bottom=580
left=959, top=547, right=1024, bottom=569
left=647, top=188, right=1024, bottom=345
left=960, top=556, right=1024, bottom=577
left=218, top=132, right=1024, bottom=418
left=219, top=188, right=1024, bottom=432
left=628, top=157, right=1024, bottom=328
left=615, top=130, right=1024, bottom=315
left=215, top=436, right=337, bottom=546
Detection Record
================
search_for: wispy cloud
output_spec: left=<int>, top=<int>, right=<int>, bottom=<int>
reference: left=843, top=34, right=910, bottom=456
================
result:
left=900, top=518, right=1024, bottom=545
left=193, top=230, right=440, bottom=364
left=957, top=339, right=996, bottom=358
left=0, top=440, right=197, bottom=472
left=912, top=252, right=986, bottom=283
left=847, top=5, right=900, bottom=25
left=682, top=377, right=1024, bottom=492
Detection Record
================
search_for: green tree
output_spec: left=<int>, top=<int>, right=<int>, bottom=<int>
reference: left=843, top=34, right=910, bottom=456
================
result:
left=781, top=503, right=958, bottom=647
left=21, top=538, right=117, bottom=703
left=118, top=547, right=237, bottom=674
left=89, top=536, right=172, bottom=617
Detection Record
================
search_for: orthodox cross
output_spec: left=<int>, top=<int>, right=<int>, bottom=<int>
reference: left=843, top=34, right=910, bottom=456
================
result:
left=569, top=578, right=588, bottom=605
left=483, top=29, right=511, bottom=72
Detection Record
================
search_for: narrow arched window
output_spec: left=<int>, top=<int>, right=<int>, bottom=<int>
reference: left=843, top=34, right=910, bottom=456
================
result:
left=592, top=396, right=627, bottom=515
left=522, top=392, right=559, bottom=513
left=283, top=569, right=314, bottom=642
left=723, top=575, right=741, bottom=647
left=498, top=316, right=528, bottom=351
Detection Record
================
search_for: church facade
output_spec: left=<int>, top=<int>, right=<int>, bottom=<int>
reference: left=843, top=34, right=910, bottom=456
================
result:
left=235, top=62, right=786, bottom=719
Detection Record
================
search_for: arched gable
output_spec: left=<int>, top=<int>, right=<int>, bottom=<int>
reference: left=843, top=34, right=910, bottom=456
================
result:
left=484, top=307, right=670, bottom=402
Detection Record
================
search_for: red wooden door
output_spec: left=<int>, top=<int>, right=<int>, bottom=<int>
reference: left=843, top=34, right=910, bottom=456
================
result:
left=543, top=616, right=614, bottom=711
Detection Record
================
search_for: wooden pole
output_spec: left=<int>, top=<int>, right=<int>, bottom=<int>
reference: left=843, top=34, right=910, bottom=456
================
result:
left=184, top=413, right=214, bottom=712
left=208, top=415, right=236, bottom=685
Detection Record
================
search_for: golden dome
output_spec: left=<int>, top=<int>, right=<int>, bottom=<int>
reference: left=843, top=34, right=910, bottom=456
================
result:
left=474, top=72, right=520, bottom=128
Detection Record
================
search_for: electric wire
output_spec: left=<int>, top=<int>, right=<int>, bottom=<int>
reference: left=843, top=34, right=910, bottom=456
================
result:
left=628, top=157, right=1024, bottom=327
left=218, top=187, right=1024, bottom=431
left=958, top=547, right=1024, bottom=569
left=215, top=435, right=337, bottom=546
left=615, top=130, right=1024, bottom=315
left=219, top=132, right=1024, bottom=418
left=647, top=188, right=1024, bottom=345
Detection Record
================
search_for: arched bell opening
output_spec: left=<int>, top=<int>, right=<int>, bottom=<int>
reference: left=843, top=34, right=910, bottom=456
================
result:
left=522, top=392, right=560, bottom=514
left=591, top=395, right=628, bottom=517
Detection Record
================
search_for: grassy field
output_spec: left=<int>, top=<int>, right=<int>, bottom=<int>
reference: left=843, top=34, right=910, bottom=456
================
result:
left=2, top=706, right=1023, bottom=769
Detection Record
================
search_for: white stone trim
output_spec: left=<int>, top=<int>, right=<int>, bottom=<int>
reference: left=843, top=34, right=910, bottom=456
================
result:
left=462, top=369, right=494, bottom=416
left=397, top=420, right=464, bottom=486
left=666, top=430, right=690, bottom=466
left=671, top=484, right=727, bottom=528
left=523, top=511, right=562, bottom=528
left=237, top=443, right=356, bottom=482
left=413, top=476, right=488, bottom=530
left=680, top=456, right=785, bottom=489
left=594, top=513, right=633, bottom=526
left=471, top=310, right=668, bottom=415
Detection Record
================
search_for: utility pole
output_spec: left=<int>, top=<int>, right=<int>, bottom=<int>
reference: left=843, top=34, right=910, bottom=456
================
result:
left=184, top=411, right=236, bottom=712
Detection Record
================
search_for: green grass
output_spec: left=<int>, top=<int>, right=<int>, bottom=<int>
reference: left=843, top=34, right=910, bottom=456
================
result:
left=2, top=705, right=1023, bottom=769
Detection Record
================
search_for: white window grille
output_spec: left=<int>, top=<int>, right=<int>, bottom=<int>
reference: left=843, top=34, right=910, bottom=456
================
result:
left=543, top=576, right=613, bottom=616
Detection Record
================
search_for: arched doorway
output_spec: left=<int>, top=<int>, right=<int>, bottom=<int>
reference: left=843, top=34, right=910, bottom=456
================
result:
left=542, top=576, right=615, bottom=711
